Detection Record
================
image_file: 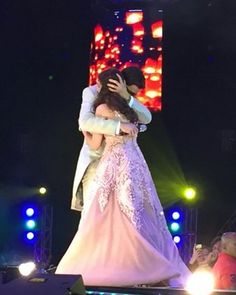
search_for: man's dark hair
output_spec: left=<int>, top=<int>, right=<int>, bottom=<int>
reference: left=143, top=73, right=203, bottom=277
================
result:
left=121, top=66, right=145, bottom=89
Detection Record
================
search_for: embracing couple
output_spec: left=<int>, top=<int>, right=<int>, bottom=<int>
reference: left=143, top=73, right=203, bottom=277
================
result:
left=56, top=66, right=191, bottom=287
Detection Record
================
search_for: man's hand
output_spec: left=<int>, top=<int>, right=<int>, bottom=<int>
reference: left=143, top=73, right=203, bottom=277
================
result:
left=120, top=122, right=138, bottom=136
left=107, top=74, right=130, bottom=101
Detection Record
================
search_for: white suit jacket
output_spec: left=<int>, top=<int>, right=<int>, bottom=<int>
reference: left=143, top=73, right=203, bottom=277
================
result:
left=71, top=85, right=152, bottom=211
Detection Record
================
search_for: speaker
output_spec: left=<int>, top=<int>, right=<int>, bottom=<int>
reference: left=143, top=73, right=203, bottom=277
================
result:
left=0, top=266, right=19, bottom=284
left=0, top=273, right=86, bottom=295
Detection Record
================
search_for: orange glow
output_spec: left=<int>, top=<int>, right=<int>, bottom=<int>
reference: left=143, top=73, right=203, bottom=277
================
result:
left=131, top=39, right=143, bottom=53
left=104, top=49, right=111, bottom=59
left=111, top=45, right=120, bottom=53
left=120, top=62, right=136, bottom=71
left=115, top=27, right=123, bottom=32
left=126, top=11, right=143, bottom=24
left=94, top=24, right=103, bottom=42
left=157, top=54, right=162, bottom=73
left=150, top=73, right=161, bottom=81
left=143, top=58, right=157, bottom=74
left=146, top=79, right=161, bottom=91
left=132, top=23, right=144, bottom=36
left=151, top=21, right=163, bottom=38
left=145, top=90, right=160, bottom=99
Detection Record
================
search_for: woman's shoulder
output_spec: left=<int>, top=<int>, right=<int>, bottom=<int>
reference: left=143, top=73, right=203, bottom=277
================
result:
left=95, top=104, right=114, bottom=116
left=95, top=104, right=128, bottom=121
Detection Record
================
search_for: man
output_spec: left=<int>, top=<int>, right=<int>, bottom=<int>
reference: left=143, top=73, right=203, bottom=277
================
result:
left=71, top=66, right=152, bottom=211
left=212, top=232, right=236, bottom=290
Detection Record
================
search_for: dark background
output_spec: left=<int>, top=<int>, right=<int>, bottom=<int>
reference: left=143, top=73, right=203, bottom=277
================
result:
left=1, top=0, right=236, bottom=264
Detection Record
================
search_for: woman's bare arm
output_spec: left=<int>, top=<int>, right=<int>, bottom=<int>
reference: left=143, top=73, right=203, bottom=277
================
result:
left=82, top=104, right=115, bottom=150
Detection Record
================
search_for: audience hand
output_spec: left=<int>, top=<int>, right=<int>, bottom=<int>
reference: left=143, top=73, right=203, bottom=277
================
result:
left=189, top=245, right=204, bottom=265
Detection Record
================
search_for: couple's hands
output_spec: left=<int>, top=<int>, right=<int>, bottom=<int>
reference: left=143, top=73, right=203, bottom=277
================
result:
left=107, top=74, right=130, bottom=101
left=82, top=125, right=138, bottom=137
left=120, top=122, right=138, bottom=136
left=84, top=74, right=137, bottom=137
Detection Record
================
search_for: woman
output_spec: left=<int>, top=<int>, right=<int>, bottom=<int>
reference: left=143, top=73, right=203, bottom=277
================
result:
left=56, top=68, right=190, bottom=287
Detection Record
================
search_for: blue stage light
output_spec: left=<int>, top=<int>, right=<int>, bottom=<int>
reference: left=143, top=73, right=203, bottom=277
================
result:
left=26, top=232, right=35, bottom=240
left=173, top=236, right=181, bottom=244
left=172, top=211, right=180, bottom=220
left=26, top=208, right=35, bottom=217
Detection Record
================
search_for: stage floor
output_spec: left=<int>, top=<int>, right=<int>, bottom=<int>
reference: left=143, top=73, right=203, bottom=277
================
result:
left=86, top=286, right=236, bottom=295
left=1, top=272, right=236, bottom=294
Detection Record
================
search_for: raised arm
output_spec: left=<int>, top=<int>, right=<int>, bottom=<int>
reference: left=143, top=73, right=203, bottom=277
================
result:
left=107, top=75, right=152, bottom=124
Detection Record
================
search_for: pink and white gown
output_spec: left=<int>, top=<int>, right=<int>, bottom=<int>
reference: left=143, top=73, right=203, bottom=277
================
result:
left=56, top=132, right=191, bottom=286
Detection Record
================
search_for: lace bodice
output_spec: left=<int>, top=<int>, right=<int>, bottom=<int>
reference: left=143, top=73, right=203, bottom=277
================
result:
left=104, top=110, right=138, bottom=150
left=83, top=111, right=167, bottom=234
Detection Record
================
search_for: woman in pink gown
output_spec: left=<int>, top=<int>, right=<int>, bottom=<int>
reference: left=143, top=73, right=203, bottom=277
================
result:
left=56, top=68, right=191, bottom=287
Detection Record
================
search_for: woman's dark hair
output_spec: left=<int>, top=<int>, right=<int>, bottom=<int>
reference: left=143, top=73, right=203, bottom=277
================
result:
left=93, top=68, right=138, bottom=123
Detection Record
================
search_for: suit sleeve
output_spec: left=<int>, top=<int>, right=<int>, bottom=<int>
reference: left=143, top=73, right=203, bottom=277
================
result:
left=129, top=97, right=152, bottom=124
left=78, top=86, right=119, bottom=136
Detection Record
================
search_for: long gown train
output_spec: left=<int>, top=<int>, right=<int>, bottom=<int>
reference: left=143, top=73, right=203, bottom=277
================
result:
left=56, top=134, right=191, bottom=286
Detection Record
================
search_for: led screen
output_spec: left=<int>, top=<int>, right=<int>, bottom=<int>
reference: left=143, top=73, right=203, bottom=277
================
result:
left=89, top=9, right=163, bottom=111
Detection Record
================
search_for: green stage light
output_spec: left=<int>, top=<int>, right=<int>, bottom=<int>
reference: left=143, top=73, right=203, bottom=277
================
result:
left=184, top=187, right=196, bottom=200
left=26, top=220, right=36, bottom=230
left=38, top=187, right=47, bottom=195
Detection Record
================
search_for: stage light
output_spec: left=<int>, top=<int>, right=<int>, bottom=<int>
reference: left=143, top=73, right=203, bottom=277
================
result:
left=26, top=220, right=36, bottom=230
left=172, top=211, right=180, bottom=220
left=185, top=270, right=215, bottom=295
left=18, top=262, right=36, bottom=277
left=184, top=187, right=196, bottom=200
left=39, top=187, right=47, bottom=195
left=170, top=222, right=180, bottom=232
left=26, top=208, right=34, bottom=217
left=26, top=232, right=35, bottom=240
left=173, top=236, right=181, bottom=244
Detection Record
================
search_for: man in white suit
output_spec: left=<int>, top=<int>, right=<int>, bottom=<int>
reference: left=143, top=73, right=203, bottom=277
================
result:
left=71, top=67, right=152, bottom=211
